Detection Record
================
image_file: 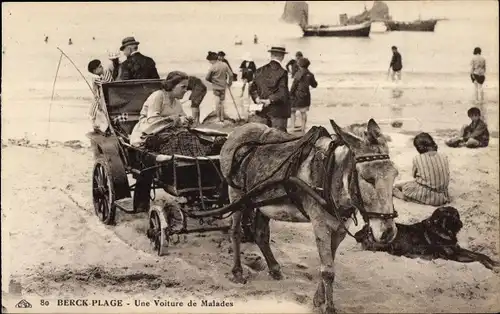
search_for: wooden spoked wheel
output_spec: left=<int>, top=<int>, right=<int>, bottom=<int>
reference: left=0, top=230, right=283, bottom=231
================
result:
left=148, top=204, right=169, bottom=256
left=92, top=157, right=116, bottom=225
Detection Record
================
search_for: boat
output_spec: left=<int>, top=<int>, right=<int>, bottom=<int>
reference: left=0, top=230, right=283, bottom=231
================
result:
left=281, top=1, right=372, bottom=37
left=385, top=19, right=438, bottom=32
left=302, top=21, right=372, bottom=37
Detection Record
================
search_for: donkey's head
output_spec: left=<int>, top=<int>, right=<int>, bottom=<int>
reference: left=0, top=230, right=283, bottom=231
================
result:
left=330, top=118, right=398, bottom=244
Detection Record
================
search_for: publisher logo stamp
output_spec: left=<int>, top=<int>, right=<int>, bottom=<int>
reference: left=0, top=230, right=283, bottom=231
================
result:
left=15, top=300, right=32, bottom=308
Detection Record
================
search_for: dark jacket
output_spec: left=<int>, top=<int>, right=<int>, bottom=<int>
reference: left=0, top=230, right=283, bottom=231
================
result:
left=464, top=119, right=489, bottom=147
left=390, top=52, right=403, bottom=71
left=118, top=52, right=160, bottom=80
left=187, top=76, right=207, bottom=107
left=240, top=60, right=257, bottom=82
left=290, top=68, right=318, bottom=108
left=249, top=60, right=290, bottom=118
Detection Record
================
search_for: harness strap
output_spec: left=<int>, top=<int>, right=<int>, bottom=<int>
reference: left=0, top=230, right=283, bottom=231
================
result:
left=319, top=140, right=371, bottom=239
left=253, top=195, right=290, bottom=208
left=283, top=181, right=311, bottom=221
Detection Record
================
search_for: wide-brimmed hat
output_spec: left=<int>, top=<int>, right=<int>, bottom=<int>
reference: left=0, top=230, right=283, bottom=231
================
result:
left=267, top=46, right=288, bottom=54
left=120, top=36, right=140, bottom=51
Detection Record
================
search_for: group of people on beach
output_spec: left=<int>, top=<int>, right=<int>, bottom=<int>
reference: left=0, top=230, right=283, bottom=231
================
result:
left=385, top=46, right=490, bottom=207
left=87, top=36, right=320, bottom=134
left=86, top=36, right=491, bottom=210
left=387, top=45, right=487, bottom=105
left=393, top=105, right=489, bottom=207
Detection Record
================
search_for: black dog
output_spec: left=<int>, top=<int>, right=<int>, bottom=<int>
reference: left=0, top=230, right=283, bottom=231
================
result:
left=354, top=206, right=500, bottom=270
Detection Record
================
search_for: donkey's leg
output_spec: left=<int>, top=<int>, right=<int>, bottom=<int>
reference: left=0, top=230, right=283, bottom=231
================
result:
left=254, top=209, right=282, bottom=280
left=312, top=220, right=333, bottom=310
left=229, top=187, right=246, bottom=284
left=312, top=221, right=346, bottom=314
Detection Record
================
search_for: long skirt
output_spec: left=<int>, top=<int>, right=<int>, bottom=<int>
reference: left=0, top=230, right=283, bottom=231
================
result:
left=401, top=181, right=449, bottom=206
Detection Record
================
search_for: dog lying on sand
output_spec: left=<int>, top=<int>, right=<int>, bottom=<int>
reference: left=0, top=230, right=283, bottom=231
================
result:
left=354, top=206, right=500, bottom=270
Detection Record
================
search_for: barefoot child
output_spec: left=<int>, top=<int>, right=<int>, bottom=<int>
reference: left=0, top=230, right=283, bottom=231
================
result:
left=205, top=51, right=233, bottom=123
left=445, top=107, right=489, bottom=148
left=393, top=132, right=450, bottom=206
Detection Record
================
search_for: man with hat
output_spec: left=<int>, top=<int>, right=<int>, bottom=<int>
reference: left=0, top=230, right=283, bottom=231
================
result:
left=249, top=46, right=290, bottom=132
left=118, top=36, right=160, bottom=81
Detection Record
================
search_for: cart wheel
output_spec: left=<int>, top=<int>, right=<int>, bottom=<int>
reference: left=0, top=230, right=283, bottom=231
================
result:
left=92, top=156, right=116, bottom=225
left=148, top=204, right=169, bottom=256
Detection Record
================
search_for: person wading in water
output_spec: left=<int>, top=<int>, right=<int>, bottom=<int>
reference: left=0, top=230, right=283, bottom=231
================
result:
left=470, top=47, right=486, bottom=106
left=388, top=46, right=403, bottom=82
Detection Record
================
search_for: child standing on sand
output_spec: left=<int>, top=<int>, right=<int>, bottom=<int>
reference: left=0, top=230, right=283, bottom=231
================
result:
left=205, top=51, right=233, bottom=123
left=87, top=59, right=114, bottom=132
left=393, top=132, right=450, bottom=206
left=445, top=107, right=489, bottom=149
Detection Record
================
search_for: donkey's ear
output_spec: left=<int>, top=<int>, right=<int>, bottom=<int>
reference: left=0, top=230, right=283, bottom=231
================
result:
left=330, top=119, right=362, bottom=148
left=366, top=118, right=382, bottom=143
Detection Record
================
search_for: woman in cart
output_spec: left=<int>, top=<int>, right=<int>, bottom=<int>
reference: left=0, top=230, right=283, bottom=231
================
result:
left=130, top=71, right=211, bottom=157
left=130, top=71, right=222, bottom=213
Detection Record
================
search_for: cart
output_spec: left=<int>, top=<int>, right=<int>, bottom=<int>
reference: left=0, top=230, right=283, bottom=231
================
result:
left=87, top=79, right=236, bottom=256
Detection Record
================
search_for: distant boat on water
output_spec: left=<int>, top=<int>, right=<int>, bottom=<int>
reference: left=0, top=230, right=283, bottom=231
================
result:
left=281, top=1, right=380, bottom=37
left=385, top=19, right=438, bottom=32
left=302, top=21, right=372, bottom=37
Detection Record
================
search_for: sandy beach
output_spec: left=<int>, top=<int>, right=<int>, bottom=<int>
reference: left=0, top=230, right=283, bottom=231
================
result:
left=2, top=122, right=499, bottom=313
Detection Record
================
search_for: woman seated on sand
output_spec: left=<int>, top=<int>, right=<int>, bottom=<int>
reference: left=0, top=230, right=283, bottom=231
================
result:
left=129, top=71, right=210, bottom=157
left=393, top=132, right=450, bottom=206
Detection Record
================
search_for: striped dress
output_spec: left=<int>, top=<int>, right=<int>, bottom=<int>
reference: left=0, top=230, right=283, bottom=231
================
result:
left=402, top=151, right=450, bottom=206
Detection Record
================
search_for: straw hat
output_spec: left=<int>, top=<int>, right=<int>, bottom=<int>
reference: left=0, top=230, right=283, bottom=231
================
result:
left=120, top=36, right=140, bottom=51
left=108, top=52, right=120, bottom=60
left=267, top=46, right=288, bottom=54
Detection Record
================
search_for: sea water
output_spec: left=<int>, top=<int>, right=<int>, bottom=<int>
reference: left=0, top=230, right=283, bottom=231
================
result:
left=2, top=1, right=498, bottom=143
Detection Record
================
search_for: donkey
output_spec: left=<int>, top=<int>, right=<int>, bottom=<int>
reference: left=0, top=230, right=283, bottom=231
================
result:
left=196, top=118, right=399, bottom=314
